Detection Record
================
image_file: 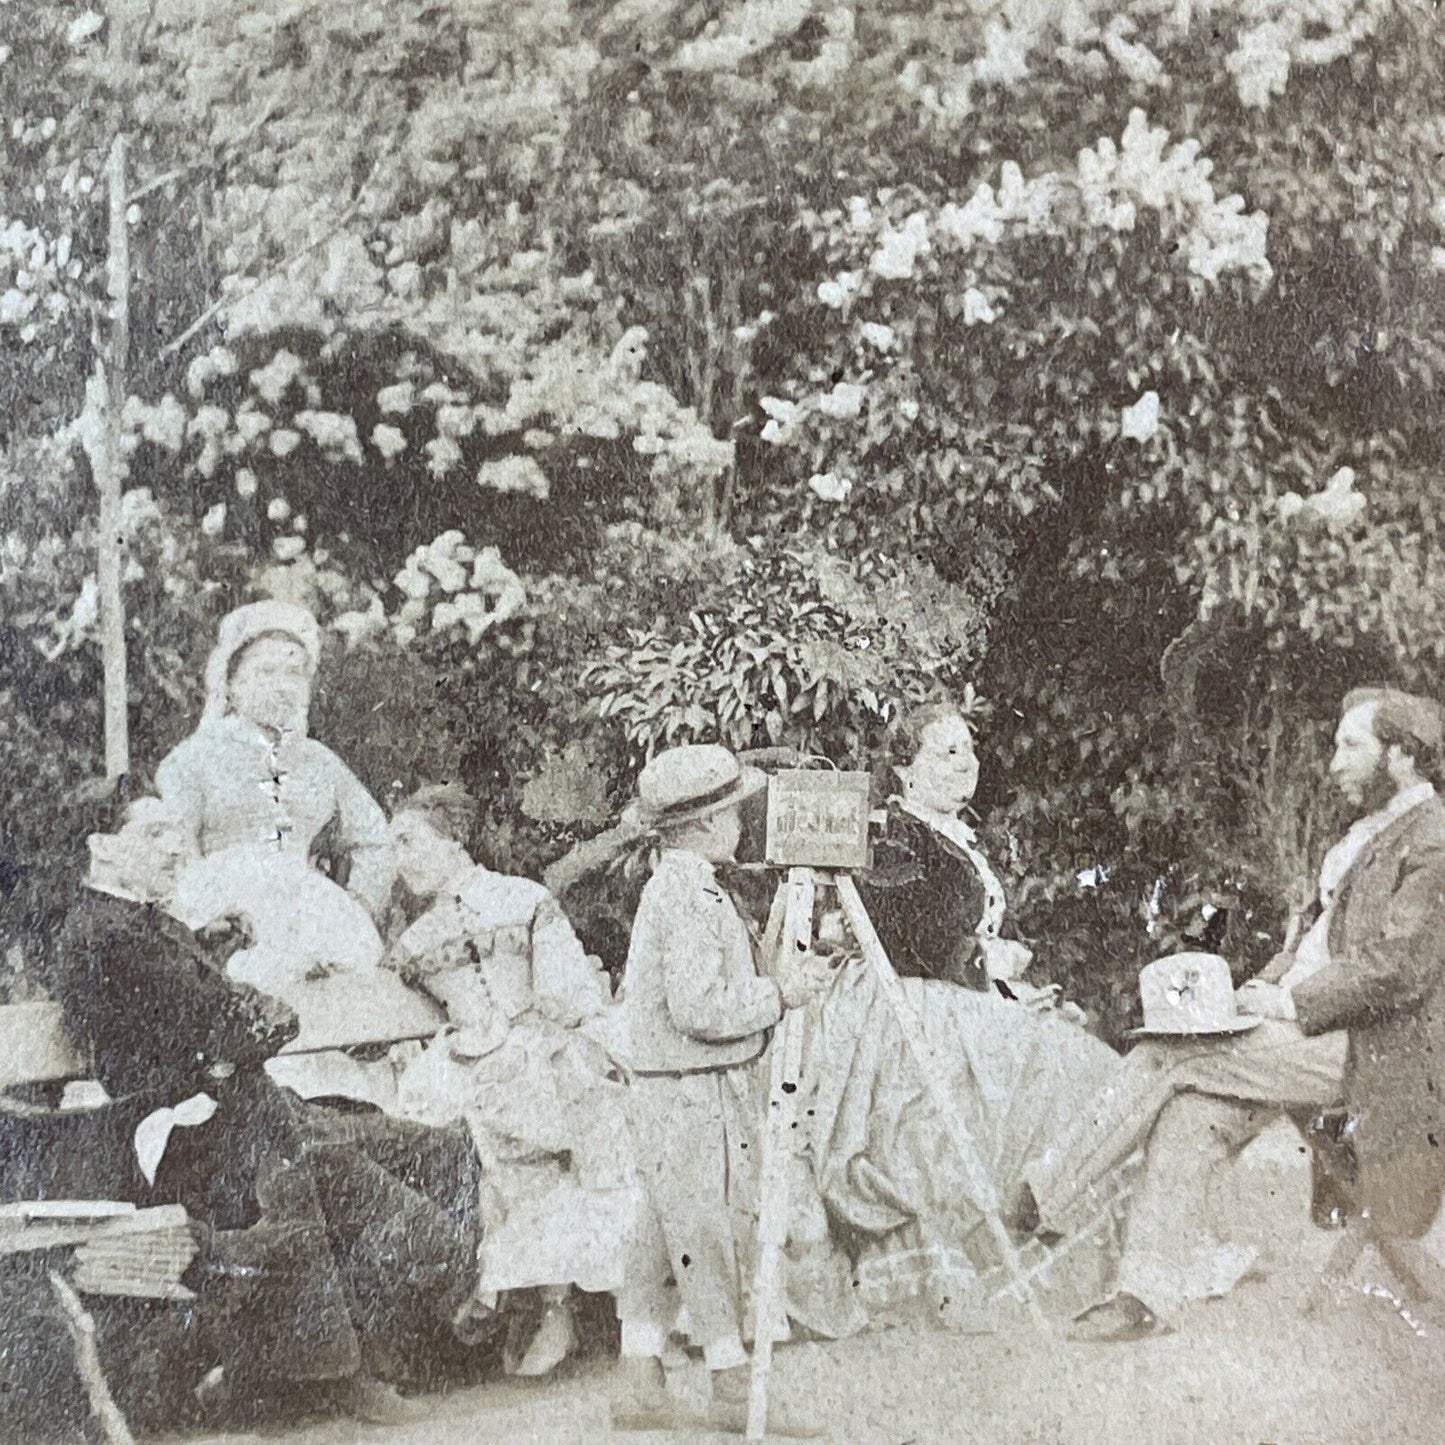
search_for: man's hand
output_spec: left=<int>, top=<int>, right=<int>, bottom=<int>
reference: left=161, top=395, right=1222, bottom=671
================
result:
left=1256, top=950, right=1295, bottom=985
left=477, top=1175, right=510, bottom=1233
left=1236, top=978, right=1296, bottom=1021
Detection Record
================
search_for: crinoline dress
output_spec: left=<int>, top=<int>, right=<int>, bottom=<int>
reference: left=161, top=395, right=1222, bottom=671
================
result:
left=800, top=800, right=1128, bottom=1328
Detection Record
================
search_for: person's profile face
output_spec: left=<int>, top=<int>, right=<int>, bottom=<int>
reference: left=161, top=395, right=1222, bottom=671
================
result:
left=228, top=635, right=312, bottom=732
left=1329, top=702, right=1386, bottom=806
left=707, top=804, right=744, bottom=863
left=677, top=804, right=743, bottom=863
left=904, top=713, right=979, bottom=814
left=391, top=810, right=456, bottom=897
left=89, top=814, right=188, bottom=902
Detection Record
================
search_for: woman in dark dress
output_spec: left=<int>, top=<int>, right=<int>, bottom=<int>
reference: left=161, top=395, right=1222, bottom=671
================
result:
left=801, top=702, right=1123, bottom=1329
left=856, top=702, right=1047, bottom=998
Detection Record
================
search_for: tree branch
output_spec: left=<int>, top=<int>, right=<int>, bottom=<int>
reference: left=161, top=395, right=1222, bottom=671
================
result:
left=159, top=122, right=401, bottom=359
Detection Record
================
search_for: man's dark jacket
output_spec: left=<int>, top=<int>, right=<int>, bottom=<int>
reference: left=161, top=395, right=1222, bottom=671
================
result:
left=38, top=883, right=479, bottom=1389
left=1294, top=793, right=1445, bottom=1235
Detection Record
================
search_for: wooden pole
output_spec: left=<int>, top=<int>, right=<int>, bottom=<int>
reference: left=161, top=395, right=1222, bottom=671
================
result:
left=746, top=867, right=815, bottom=1440
left=96, top=129, right=130, bottom=781
left=835, top=874, right=1043, bottom=1324
left=48, top=1271, right=137, bottom=1445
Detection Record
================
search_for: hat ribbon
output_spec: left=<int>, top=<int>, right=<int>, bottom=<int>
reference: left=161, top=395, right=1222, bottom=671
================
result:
left=650, top=775, right=744, bottom=821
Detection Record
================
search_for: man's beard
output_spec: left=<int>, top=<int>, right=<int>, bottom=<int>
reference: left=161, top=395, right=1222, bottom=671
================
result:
left=1351, top=756, right=1398, bottom=818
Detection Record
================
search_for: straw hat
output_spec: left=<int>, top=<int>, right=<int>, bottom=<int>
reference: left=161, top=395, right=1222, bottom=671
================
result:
left=623, top=744, right=767, bottom=833
left=277, top=972, right=445, bottom=1053
left=202, top=601, right=322, bottom=720
left=1128, top=952, right=1261, bottom=1038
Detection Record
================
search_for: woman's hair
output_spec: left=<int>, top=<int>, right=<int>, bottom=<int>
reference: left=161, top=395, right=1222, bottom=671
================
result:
left=886, top=700, right=970, bottom=772
left=393, top=782, right=480, bottom=848
left=226, top=629, right=311, bottom=683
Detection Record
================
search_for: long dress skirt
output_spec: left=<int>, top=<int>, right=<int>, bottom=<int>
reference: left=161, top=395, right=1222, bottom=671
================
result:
left=801, top=961, right=1130, bottom=1330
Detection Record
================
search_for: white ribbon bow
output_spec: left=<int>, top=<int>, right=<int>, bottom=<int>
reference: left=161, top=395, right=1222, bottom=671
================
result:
left=133, top=1092, right=218, bottom=1186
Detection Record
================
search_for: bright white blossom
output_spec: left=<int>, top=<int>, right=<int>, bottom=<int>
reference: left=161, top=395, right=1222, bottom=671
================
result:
left=67, top=12, right=104, bottom=46
left=333, top=597, right=388, bottom=651
left=233, top=409, right=270, bottom=445
left=200, top=503, right=227, bottom=537
left=377, top=382, right=415, bottom=414
left=816, top=381, right=867, bottom=419
left=250, top=350, right=305, bottom=405
left=937, top=185, right=1005, bottom=249
left=972, top=19, right=1030, bottom=87
left=1101, top=17, right=1165, bottom=88
left=760, top=396, right=803, bottom=445
left=477, top=455, right=550, bottom=499
left=961, top=288, right=997, bottom=325
left=294, top=411, right=363, bottom=462
left=372, top=423, right=407, bottom=459
left=1121, top=390, right=1161, bottom=442
left=860, top=322, right=897, bottom=351
left=869, top=212, right=931, bottom=281
left=817, top=270, right=863, bottom=308
left=426, top=436, right=463, bottom=478
left=808, top=472, right=853, bottom=503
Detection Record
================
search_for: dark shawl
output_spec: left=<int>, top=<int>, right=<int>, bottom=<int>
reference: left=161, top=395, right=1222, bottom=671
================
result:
left=854, top=803, right=991, bottom=990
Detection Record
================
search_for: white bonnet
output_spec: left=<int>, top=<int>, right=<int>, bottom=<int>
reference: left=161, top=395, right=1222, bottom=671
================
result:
left=202, top=601, right=321, bottom=720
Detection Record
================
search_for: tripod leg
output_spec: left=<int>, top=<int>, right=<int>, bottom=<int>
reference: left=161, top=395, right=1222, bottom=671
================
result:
left=747, top=868, right=815, bottom=1440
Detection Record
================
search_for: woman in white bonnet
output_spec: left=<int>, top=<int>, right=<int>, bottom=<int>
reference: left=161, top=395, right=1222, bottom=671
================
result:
left=155, top=600, right=393, bottom=921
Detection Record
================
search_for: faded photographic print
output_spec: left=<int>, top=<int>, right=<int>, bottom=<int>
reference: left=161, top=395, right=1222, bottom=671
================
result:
left=3, top=1, right=1444, bottom=1441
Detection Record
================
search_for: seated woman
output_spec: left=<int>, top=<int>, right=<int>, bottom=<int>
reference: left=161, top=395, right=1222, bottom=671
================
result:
left=388, top=785, right=636, bottom=1379
left=799, top=702, right=1127, bottom=1329
left=857, top=703, right=1076, bottom=1010
left=156, top=600, right=393, bottom=923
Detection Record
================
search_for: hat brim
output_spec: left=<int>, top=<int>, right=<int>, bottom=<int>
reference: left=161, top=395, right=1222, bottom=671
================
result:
left=624, top=766, right=768, bottom=834
left=1126, top=1016, right=1263, bottom=1040
left=278, top=972, right=445, bottom=1053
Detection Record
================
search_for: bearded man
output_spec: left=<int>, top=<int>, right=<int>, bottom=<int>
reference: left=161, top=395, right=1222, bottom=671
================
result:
left=1027, top=686, right=1445, bottom=1340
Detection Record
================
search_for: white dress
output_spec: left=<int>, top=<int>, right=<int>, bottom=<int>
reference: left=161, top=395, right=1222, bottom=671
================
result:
left=394, top=865, right=638, bottom=1295
left=170, top=847, right=438, bottom=1111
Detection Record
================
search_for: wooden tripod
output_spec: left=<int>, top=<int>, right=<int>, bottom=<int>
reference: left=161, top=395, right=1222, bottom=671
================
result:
left=745, top=866, right=1042, bottom=1439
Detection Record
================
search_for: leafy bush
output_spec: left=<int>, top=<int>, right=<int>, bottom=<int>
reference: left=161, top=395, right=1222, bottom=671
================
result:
left=583, top=541, right=992, bottom=762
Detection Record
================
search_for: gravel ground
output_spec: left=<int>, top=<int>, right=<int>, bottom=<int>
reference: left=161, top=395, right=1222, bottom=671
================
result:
left=177, top=1123, right=1445, bottom=1445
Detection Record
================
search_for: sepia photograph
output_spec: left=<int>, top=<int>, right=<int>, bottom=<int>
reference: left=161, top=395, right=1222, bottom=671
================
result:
left=2, top=1, right=1444, bottom=1440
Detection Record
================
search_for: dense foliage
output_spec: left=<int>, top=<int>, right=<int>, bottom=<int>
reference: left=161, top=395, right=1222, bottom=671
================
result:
left=3, top=0, right=1442, bottom=1034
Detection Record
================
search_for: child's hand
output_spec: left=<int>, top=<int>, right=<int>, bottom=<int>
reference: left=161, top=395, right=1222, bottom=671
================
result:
left=778, top=950, right=836, bottom=1010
